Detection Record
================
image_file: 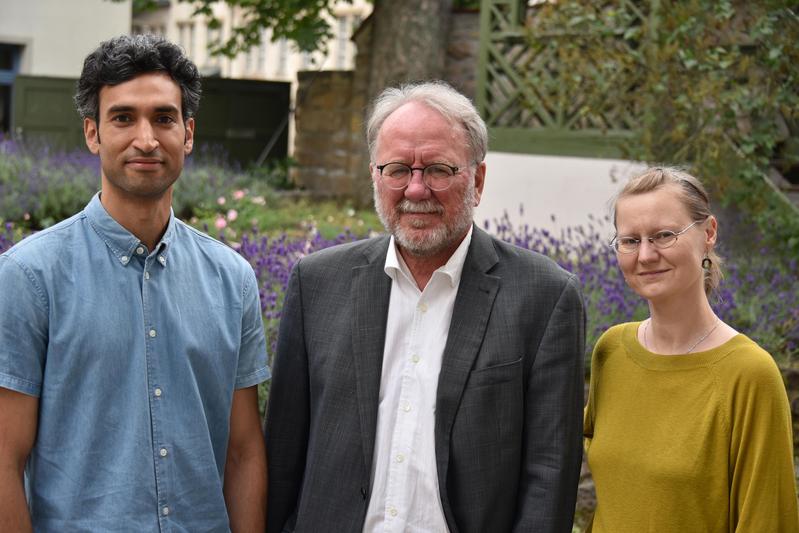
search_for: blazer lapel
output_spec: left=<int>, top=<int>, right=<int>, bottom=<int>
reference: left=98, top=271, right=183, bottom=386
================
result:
left=351, top=236, right=392, bottom=478
left=435, top=227, right=500, bottom=503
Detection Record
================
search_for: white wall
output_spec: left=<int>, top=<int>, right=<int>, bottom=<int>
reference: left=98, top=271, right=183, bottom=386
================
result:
left=475, top=152, right=646, bottom=236
left=0, top=0, right=132, bottom=77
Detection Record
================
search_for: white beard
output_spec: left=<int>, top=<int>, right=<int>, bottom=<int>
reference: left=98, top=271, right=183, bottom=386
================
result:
left=374, top=181, right=475, bottom=257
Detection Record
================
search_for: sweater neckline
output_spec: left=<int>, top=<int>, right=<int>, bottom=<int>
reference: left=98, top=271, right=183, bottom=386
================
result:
left=623, top=321, right=747, bottom=370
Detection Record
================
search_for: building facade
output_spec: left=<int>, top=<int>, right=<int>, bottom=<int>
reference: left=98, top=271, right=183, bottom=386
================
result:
left=0, top=0, right=132, bottom=134
left=132, top=1, right=371, bottom=82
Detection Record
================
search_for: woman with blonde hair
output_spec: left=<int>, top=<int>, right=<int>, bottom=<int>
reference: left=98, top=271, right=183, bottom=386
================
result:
left=584, top=167, right=798, bottom=532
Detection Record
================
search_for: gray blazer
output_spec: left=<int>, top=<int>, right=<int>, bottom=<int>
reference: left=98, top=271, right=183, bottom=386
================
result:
left=264, top=226, right=585, bottom=533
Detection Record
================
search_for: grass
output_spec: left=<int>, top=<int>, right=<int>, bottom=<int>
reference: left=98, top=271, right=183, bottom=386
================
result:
left=189, top=189, right=382, bottom=241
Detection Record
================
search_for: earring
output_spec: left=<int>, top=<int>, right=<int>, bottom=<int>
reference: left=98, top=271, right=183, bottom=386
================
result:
left=702, top=255, right=712, bottom=271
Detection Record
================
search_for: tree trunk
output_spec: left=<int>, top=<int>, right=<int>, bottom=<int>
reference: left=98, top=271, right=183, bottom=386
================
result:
left=366, top=0, right=455, bottom=102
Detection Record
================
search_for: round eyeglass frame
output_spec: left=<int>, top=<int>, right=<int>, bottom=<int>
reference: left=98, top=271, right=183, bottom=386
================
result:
left=375, top=162, right=460, bottom=191
left=610, top=218, right=707, bottom=254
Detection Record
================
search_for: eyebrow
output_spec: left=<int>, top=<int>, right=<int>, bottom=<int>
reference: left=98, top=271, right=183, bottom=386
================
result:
left=106, top=104, right=180, bottom=115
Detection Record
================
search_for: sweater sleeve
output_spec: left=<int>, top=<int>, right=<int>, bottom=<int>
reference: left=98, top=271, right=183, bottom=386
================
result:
left=726, top=347, right=799, bottom=532
left=584, top=325, right=625, bottom=444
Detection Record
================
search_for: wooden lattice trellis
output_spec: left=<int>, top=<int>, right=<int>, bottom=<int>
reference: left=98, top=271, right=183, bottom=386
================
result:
left=477, top=0, right=656, bottom=157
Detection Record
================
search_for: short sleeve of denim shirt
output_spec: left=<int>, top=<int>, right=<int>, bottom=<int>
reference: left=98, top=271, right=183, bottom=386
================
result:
left=236, top=265, right=270, bottom=388
left=0, top=255, right=48, bottom=397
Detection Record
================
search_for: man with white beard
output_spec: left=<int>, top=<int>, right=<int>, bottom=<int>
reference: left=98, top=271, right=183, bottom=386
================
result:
left=265, top=81, right=586, bottom=533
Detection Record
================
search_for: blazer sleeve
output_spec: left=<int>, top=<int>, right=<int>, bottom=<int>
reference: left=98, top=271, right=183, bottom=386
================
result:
left=513, top=274, right=585, bottom=533
left=264, top=264, right=310, bottom=532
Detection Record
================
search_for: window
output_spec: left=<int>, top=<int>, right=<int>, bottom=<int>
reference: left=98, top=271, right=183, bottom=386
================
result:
left=0, top=44, right=22, bottom=134
left=178, top=22, right=195, bottom=58
left=335, top=16, right=349, bottom=69
left=207, top=26, right=221, bottom=67
left=277, top=38, right=288, bottom=76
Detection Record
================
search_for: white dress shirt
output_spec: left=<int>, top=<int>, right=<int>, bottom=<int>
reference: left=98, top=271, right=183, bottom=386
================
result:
left=363, top=228, right=473, bottom=533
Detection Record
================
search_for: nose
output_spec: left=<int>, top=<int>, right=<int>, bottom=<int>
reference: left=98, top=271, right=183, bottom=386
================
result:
left=404, top=168, right=431, bottom=201
left=637, top=239, right=660, bottom=263
left=132, top=121, right=159, bottom=153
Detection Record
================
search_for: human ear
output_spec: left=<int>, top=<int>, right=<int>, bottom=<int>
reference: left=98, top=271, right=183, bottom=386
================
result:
left=705, top=215, right=718, bottom=248
left=84, top=118, right=100, bottom=154
left=370, top=162, right=380, bottom=186
left=472, top=161, right=486, bottom=206
left=183, top=118, right=195, bottom=155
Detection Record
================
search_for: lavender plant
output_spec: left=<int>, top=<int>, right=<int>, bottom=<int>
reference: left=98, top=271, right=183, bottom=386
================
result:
left=0, top=139, right=100, bottom=228
left=0, top=223, right=16, bottom=255
left=0, top=139, right=288, bottom=228
left=1, top=138, right=795, bottom=364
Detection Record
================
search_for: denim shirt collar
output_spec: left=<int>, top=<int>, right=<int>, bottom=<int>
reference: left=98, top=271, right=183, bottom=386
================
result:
left=84, top=192, right=176, bottom=267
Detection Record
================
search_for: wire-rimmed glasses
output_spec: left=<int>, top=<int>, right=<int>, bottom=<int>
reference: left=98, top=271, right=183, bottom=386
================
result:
left=375, top=162, right=461, bottom=191
left=610, top=218, right=706, bottom=254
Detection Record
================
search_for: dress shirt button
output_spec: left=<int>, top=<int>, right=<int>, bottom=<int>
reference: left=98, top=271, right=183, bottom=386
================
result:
left=144, top=271, right=150, bottom=280
left=120, top=256, right=129, bottom=264
left=402, top=403, right=411, bottom=412
left=158, top=256, right=166, bottom=265
left=395, top=454, right=405, bottom=463
left=149, top=329, right=157, bottom=338
left=388, top=507, right=398, bottom=517
left=136, top=246, right=145, bottom=255
left=154, top=387, right=162, bottom=397
left=418, top=302, right=428, bottom=313
left=411, top=354, right=420, bottom=364
left=160, top=448, right=168, bottom=457
left=162, top=506, right=169, bottom=516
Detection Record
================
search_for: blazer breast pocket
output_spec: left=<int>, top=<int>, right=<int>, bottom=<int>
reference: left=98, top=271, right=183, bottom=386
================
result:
left=465, top=356, right=523, bottom=389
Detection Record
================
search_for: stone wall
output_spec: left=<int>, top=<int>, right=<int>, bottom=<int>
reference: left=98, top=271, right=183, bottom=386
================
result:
left=292, top=10, right=480, bottom=203
left=292, top=70, right=359, bottom=197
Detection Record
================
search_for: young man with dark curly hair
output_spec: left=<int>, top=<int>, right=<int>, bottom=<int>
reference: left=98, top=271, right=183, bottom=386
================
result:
left=0, top=34, right=269, bottom=532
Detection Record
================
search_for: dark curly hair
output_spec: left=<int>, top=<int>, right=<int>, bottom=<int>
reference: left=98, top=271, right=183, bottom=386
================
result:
left=75, top=34, right=201, bottom=123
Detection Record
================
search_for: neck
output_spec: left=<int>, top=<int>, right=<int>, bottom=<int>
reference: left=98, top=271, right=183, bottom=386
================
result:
left=100, top=186, right=172, bottom=251
left=398, top=238, right=463, bottom=291
left=645, top=294, right=717, bottom=354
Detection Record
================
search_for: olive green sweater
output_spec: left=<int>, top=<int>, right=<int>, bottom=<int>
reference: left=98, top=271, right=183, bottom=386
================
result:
left=585, top=322, right=798, bottom=533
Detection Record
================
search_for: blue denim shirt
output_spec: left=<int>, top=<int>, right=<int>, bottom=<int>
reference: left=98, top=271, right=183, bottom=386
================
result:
left=0, top=194, right=270, bottom=532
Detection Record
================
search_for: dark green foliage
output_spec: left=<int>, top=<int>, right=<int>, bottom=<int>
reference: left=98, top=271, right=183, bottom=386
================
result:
left=119, top=0, right=354, bottom=55
left=527, top=0, right=799, bottom=256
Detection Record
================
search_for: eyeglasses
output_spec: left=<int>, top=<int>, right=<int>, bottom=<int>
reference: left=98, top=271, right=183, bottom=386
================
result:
left=375, top=162, right=461, bottom=191
left=610, top=219, right=706, bottom=254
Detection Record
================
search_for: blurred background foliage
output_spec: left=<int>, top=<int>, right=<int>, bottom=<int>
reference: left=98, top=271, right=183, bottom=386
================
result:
left=1, top=137, right=796, bottom=370
left=525, top=0, right=799, bottom=256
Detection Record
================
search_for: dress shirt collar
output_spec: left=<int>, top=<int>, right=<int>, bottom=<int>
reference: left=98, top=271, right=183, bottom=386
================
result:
left=84, top=192, right=176, bottom=267
left=384, top=225, right=473, bottom=289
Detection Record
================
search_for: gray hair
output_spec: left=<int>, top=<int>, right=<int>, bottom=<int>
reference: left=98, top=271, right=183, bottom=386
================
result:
left=366, top=81, right=488, bottom=164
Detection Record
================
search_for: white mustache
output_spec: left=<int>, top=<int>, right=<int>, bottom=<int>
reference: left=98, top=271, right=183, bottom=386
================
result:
left=397, top=200, right=444, bottom=214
